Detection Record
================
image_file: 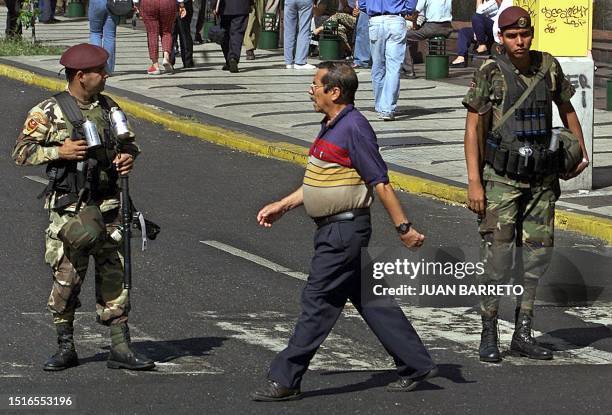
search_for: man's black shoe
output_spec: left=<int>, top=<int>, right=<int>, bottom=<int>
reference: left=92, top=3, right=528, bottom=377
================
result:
left=43, top=323, right=79, bottom=371
left=229, top=58, right=239, bottom=73
left=479, top=315, right=502, bottom=363
left=510, top=313, right=553, bottom=360
left=250, top=380, right=302, bottom=402
left=246, top=49, right=255, bottom=60
left=386, top=367, right=438, bottom=392
left=194, top=33, right=204, bottom=44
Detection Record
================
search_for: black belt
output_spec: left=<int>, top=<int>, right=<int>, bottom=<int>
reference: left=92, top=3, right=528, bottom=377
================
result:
left=314, top=208, right=370, bottom=228
left=370, top=12, right=402, bottom=17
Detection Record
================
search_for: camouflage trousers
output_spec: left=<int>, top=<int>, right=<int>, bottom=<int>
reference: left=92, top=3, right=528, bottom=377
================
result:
left=45, top=208, right=128, bottom=326
left=478, top=179, right=560, bottom=318
left=325, top=13, right=356, bottom=51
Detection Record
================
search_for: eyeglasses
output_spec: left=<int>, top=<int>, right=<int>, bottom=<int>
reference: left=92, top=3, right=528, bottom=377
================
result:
left=309, top=83, right=324, bottom=92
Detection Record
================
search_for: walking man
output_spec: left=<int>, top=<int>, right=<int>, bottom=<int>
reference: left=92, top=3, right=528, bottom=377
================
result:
left=251, top=62, right=437, bottom=401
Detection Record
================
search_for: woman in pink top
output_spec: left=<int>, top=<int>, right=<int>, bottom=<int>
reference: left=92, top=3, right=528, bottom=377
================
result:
left=134, top=0, right=186, bottom=74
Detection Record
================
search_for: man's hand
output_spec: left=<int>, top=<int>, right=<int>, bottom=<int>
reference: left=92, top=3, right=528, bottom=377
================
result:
left=179, top=4, right=187, bottom=18
left=561, top=157, right=589, bottom=180
left=400, top=227, right=425, bottom=248
left=114, top=153, right=135, bottom=175
left=58, top=139, right=88, bottom=160
left=468, top=181, right=486, bottom=216
left=257, top=201, right=286, bottom=228
left=352, top=6, right=359, bottom=17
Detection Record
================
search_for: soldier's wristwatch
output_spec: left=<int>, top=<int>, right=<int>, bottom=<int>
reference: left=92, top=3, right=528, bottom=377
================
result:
left=396, top=222, right=412, bottom=235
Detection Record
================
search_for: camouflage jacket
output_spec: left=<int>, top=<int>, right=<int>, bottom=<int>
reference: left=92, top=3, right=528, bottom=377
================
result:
left=462, top=51, right=575, bottom=188
left=11, top=92, right=139, bottom=212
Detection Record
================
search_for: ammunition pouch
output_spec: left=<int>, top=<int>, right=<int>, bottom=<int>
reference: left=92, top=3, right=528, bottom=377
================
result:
left=58, top=205, right=106, bottom=252
left=485, top=132, right=559, bottom=179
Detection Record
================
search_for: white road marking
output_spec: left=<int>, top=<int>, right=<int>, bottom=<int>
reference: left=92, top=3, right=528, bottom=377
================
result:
left=191, top=311, right=394, bottom=371
left=564, top=305, right=612, bottom=326
left=197, top=241, right=612, bottom=367
left=200, top=240, right=308, bottom=281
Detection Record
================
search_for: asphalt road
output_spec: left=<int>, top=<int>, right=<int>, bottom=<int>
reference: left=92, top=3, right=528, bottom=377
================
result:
left=0, top=76, right=611, bottom=415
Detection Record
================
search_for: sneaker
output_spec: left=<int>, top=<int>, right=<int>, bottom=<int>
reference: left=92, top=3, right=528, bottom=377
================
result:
left=294, top=63, right=316, bottom=70
left=162, top=57, right=174, bottom=74
left=378, top=112, right=395, bottom=121
left=285, top=64, right=294, bottom=69
left=246, top=49, right=255, bottom=60
left=147, top=65, right=161, bottom=75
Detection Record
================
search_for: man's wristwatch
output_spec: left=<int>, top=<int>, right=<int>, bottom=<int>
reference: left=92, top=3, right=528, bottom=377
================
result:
left=396, top=222, right=412, bottom=235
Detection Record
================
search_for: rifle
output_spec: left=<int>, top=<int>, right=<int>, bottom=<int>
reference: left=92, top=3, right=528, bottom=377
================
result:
left=120, top=174, right=132, bottom=290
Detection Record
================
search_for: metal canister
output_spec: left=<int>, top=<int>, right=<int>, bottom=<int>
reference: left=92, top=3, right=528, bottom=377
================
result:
left=82, top=119, right=102, bottom=148
left=110, top=107, right=130, bottom=140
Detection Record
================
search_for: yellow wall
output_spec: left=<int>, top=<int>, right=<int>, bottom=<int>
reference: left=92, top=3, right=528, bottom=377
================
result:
left=513, top=0, right=593, bottom=56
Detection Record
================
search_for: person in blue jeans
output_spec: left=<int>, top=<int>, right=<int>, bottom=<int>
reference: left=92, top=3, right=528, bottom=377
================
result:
left=360, top=0, right=417, bottom=121
left=347, top=0, right=370, bottom=68
left=283, top=0, right=315, bottom=69
left=88, top=0, right=120, bottom=73
left=39, top=0, right=58, bottom=23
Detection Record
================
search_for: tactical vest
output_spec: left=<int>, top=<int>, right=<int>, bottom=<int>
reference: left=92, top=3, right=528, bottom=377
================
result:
left=484, top=52, right=559, bottom=179
left=42, top=93, right=120, bottom=210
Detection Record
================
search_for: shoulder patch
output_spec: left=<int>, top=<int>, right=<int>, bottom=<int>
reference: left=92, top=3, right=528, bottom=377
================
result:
left=24, top=111, right=49, bottom=135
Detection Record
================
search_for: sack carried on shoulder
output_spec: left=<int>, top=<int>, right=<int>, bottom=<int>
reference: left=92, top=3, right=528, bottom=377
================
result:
left=58, top=205, right=107, bottom=252
left=107, top=0, right=134, bottom=17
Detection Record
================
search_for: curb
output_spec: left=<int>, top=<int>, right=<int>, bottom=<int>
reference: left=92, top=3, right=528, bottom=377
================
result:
left=1, top=63, right=611, bottom=244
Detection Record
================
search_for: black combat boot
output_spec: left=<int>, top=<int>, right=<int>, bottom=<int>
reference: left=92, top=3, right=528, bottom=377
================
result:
left=479, top=315, right=502, bottom=363
left=107, top=323, right=155, bottom=370
left=43, top=323, right=79, bottom=371
left=510, top=313, right=553, bottom=360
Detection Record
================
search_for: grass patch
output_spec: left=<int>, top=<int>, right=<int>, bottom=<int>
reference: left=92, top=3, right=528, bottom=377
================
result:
left=0, top=37, right=66, bottom=56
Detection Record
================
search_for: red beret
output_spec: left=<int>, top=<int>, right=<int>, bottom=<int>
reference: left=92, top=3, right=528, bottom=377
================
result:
left=498, top=6, right=532, bottom=31
left=60, top=43, right=109, bottom=70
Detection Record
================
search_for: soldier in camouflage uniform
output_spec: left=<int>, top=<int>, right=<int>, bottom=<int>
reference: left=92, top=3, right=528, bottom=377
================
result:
left=11, top=44, right=155, bottom=371
left=462, top=7, right=589, bottom=362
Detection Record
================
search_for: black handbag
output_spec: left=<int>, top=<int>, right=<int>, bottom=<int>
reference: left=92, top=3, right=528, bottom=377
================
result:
left=207, top=22, right=225, bottom=45
left=107, top=0, right=134, bottom=16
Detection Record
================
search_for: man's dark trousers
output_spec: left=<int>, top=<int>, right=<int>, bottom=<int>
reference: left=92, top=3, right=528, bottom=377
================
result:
left=220, top=14, right=248, bottom=63
left=401, top=21, right=453, bottom=74
left=268, top=215, right=436, bottom=389
left=5, top=0, right=23, bottom=38
left=172, top=0, right=195, bottom=67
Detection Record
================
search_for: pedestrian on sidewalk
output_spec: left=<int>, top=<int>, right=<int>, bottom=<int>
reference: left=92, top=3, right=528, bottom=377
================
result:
left=351, top=0, right=371, bottom=68
left=134, top=0, right=186, bottom=74
left=4, top=0, right=23, bottom=39
left=88, top=0, right=120, bottom=73
left=39, top=0, right=59, bottom=23
left=251, top=62, right=438, bottom=402
left=463, top=7, right=589, bottom=364
left=401, top=0, right=453, bottom=78
left=283, top=0, right=316, bottom=69
left=243, top=0, right=264, bottom=60
left=451, top=0, right=499, bottom=68
left=171, top=0, right=195, bottom=68
left=11, top=44, right=155, bottom=373
left=360, top=0, right=417, bottom=121
left=214, top=0, right=250, bottom=73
